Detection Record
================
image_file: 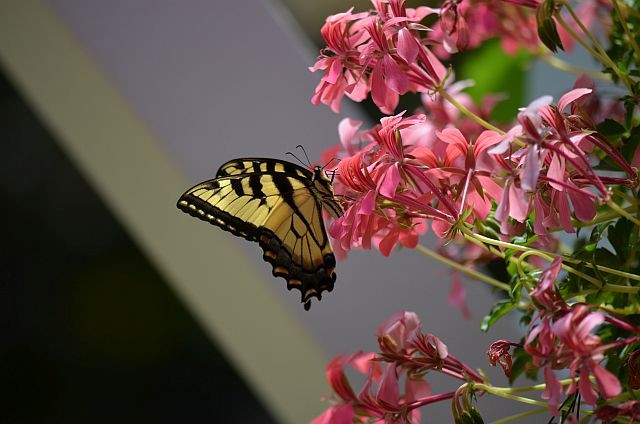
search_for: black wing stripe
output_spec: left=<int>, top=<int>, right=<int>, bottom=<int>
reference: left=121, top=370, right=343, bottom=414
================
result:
left=272, top=174, right=296, bottom=208
left=217, top=158, right=315, bottom=178
left=292, top=193, right=327, bottom=248
left=248, top=174, right=265, bottom=199
left=230, top=178, right=244, bottom=196
left=178, top=194, right=262, bottom=241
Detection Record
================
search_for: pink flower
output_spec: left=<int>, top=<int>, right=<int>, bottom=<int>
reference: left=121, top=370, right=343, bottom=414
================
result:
left=317, top=312, right=490, bottom=423
left=429, top=2, right=540, bottom=57
left=326, top=352, right=371, bottom=403
left=553, top=305, right=622, bottom=403
left=315, top=351, right=384, bottom=423
left=542, top=366, right=563, bottom=415
left=405, top=376, right=432, bottom=404
left=489, top=84, right=635, bottom=236
left=310, top=9, right=370, bottom=112
left=525, top=302, right=622, bottom=412
left=311, top=0, right=445, bottom=115
left=530, top=257, right=566, bottom=312
left=377, top=311, right=423, bottom=353
left=439, top=0, right=470, bottom=53
left=357, top=362, right=422, bottom=423
left=524, top=315, right=556, bottom=368
left=413, top=332, right=449, bottom=362
left=310, top=403, right=355, bottom=424
left=326, top=113, right=455, bottom=256
left=448, top=273, right=471, bottom=319
left=436, top=128, right=503, bottom=217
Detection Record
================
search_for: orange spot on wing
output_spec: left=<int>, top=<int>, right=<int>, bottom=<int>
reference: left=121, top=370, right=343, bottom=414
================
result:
left=288, top=278, right=302, bottom=287
left=274, top=266, right=288, bottom=274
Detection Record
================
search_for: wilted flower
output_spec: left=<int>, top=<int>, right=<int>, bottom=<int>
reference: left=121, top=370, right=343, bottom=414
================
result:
left=487, top=340, right=518, bottom=378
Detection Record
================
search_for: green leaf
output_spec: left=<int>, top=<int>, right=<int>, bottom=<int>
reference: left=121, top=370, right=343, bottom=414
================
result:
left=467, top=408, right=485, bottom=424
left=510, top=347, right=535, bottom=384
left=606, top=0, right=640, bottom=92
left=594, top=247, right=623, bottom=273
left=621, top=124, right=640, bottom=164
left=584, top=221, right=613, bottom=252
left=596, top=119, right=626, bottom=138
left=481, top=299, right=516, bottom=332
left=536, top=0, right=564, bottom=53
left=510, top=276, right=523, bottom=303
left=457, top=39, right=528, bottom=123
left=585, top=290, right=607, bottom=306
left=608, top=218, right=632, bottom=263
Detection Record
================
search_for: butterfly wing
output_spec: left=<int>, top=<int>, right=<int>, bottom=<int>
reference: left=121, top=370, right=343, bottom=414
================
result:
left=177, top=159, right=338, bottom=309
left=216, top=158, right=313, bottom=179
left=259, top=187, right=336, bottom=310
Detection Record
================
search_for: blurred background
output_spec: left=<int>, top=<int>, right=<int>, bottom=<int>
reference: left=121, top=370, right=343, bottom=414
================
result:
left=0, top=1, right=586, bottom=423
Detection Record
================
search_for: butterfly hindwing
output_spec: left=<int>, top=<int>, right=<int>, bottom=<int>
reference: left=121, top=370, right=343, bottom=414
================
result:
left=259, top=189, right=337, bottom=309
left=177, top=158, right=342, bottom=309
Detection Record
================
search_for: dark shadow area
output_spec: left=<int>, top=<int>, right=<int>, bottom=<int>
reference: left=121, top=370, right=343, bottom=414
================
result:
left=0, top=66, right=275, bottom=424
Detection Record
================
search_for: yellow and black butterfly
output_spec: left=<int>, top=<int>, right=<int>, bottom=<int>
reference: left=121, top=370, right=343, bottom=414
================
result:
left=177, top=157, right=343, bottom=310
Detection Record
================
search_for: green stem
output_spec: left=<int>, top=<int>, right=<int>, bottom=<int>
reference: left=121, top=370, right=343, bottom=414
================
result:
left=607, top=199, right=640, bottom=226
left=437, top=87, right=504, bottom=134
left=474, top=380, right=593, bottom=420
left=553, top=11, right=602, bottom=59
left=558, top=1, right=633, bottom=91
left=612, top=0, right=640, bottom=60
left=415, top=244, right=510, bottom=291
left=614, top=188, right=639, bottom=206
left=538, top=53, right=611, bottom=81
left=489, top=408, right=549, bottom=424
left=572, top=205, right=637, bottom=228
left=460, top=227, right=640, bottom=291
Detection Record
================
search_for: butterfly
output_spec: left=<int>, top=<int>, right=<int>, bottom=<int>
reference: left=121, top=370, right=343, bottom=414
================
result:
left=177, top=157, right=343, bottom=310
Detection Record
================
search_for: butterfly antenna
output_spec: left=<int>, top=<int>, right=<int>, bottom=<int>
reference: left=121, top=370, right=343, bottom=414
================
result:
left=296, top=145, right=312, bottom=167
left=286, top=150, right=306, bottom=167
left=322, top=157, right=341, bottom=170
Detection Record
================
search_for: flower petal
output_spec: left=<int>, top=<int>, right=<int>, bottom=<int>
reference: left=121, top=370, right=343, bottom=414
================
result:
left=377, top=163, right=401, bottom=198
left=593, top=363, right=622, bottom=399
left=397, top=28, right=419, bottom=63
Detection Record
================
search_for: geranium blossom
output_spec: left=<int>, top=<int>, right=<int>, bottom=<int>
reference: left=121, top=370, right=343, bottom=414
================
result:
left=315, top=312, right=483, bottom=422
left=306, top=0, right=640, bottom=421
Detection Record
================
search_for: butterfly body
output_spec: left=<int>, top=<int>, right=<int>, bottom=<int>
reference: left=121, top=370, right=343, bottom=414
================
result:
left=177, top=158, right=342, bottom=310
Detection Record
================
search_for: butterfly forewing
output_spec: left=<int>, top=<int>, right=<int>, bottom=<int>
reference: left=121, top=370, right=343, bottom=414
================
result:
left=216, top=158, right=313, bottom=179
left=177, top=158, right=342, bottom=310
left=179, top=175, right=282, bottom=241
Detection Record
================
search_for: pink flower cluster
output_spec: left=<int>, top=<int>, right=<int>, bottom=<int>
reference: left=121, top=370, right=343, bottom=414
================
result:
left=322, top=80, right=634, bottom=258
left=502, top=258, right=640, bottom=415
left=310, top=1, right=634, bottom=260
left=312, top=312, right=483, bottom=423
left=313, top=281, right=640, bottom=422
left=430, top=0, right=610, bottom=57
left=310, top=0, right=611, bottom=114
left=310, top=1, right=446, bottom=114
left=307, top=0, right=640, bottom=421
